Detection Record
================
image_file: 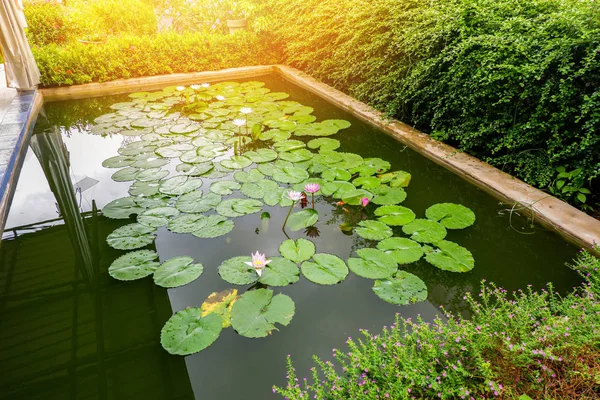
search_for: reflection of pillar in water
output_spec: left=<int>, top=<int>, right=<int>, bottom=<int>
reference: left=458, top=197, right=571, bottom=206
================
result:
left=29, top=126, right=95, bottom=282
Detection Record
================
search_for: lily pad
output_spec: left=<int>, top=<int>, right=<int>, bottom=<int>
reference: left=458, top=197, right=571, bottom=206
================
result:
left=135, top=168, right=169, bottom=182
left=159, top=176, right=203, bottom=196
left=108, top=250, right=160, bottom=281
left=210, top=180, right=241, bottom=195
left=374, top=205, right=416, bottom=226
left=301, top=253, right=348, bottom=285
left=425, top=240, right=474, bottom=272
left=273, top=139, right=306, bottom=152
left=307, top=138, right=340, bottom=151
left=347, top=248, right=397, bottom=279
left=279, top=238, right=316, bottom=263
left=402, top=219, right=447, bottom=243
left=102, top=155, right=133, bottom=168
left=286, top=209, right=319, bottom=231
left=106, top=223, right=156, bottom=250
left=379, top=171, right=411, bottom=188
left=377, top=237, right=424, bottom=264
left=259, top=257, right=300, bottom=287
left=167, top=214, right=208, bottom=233
left=216, top=198, right=263, bottom=218
left=353, top=176, right=381, bottom=189
left=234, top=168, right=265, bottom=183
left=355, top=220, right=393, bottom=241
left=138, top=206, right=180, bottom=228
left=221, top=155, right=252, bottom=170
left=102, top=197, right=144, bottom=219
left=200, top=289, right=238, bottom=328
left=321, top=181, right=355, bottom=198
left=341, top=189, right=373, bottom=206
left=230, top=289, right=295, bottom=338
left=218, top=256, right=258, bottom=285
left=240, top=182, right=265, bottom=199
left=272, top=166, right=309, bottom=184
left=160, top=309, right=222, bottom=355
left=372, top=271, right=428, bottom=305
left=425, top=203, right=476, bottom=229
left=278, top=149, right=314, bottom=163
left=244, top=149, right=278, bottom=163
left=322, top=168, right=351, bottom=182
left=192, top=215, right=234, bottom=238
left=176, top=162, right=214, bottom=176
left=129, top=181, right=160, bottom=197
left=112, top=167, right=140, bottom=182
left=176, top=191, right=221, bottom=213
left=154, top=256, right=204, bottom=288
left=371, top=186, right=407, bottom=205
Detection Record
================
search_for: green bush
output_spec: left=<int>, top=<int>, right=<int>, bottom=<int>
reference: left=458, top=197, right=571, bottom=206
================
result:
left=263, top=0, right=600, bottom=207
left=33, top=31, right=281, bottom=87
left=275, top=248, right=600, bottom=399
left=24, top=1, right=75, bottom=46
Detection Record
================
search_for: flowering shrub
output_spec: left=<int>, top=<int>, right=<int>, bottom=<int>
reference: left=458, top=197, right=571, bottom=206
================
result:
left=274, top=248, right=600, bottom=399
left=23, top=0, right=75, bottom=46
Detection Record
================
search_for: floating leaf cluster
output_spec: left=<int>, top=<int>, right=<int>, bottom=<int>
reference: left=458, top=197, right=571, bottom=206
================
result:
left=98, top=81, right=477, bottom=355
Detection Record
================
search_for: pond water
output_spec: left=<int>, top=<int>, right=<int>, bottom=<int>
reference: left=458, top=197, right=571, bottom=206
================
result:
left=0, top=74, right=580, bottom=399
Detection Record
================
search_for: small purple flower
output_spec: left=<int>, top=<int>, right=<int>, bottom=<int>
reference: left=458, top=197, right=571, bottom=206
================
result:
left=304, top=183, right=320, bottom=194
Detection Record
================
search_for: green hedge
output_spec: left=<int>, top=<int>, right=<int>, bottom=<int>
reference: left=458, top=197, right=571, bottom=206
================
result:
left=263, top=0, right=600, bottom=206
left=34, top=32, right=281, bottom=87
left=275, top=248, right=600, bottom=399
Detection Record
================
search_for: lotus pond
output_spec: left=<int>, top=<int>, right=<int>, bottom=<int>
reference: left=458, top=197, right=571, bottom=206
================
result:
left=0, top=74, right=580, bottom=399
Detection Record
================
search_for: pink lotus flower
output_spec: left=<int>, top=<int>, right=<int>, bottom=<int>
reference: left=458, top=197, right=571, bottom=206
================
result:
left=304, top=183, right=320, bottom=194
left=360, top=197, right=370, bottom=207
left=244, top=251, right=271, bottom=277
left=286, top=190, right=303, bottom=202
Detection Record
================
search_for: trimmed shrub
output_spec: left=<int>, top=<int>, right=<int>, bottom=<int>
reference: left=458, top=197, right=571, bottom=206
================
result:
left=24, top=1, right=75, bottom=46
left=33, top=31, right=281, bottom=87
left=275, top=248, right=600, bottom=399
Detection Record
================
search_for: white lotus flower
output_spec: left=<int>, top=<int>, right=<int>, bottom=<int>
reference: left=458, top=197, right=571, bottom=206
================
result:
left=232, top=119, right=246, bottom=127
left=286, top=190, right=304, bottom=201
left=239, top=107, right=253, bottom=114
left=176, top=86, right=186, bottom=91
left=244, top=251, right=272, bottom=277
left=215, top=95, right=225, bottom=101
left=201, top=83, right=210, bottom=88
left=190, top=84, right=201, bottom=90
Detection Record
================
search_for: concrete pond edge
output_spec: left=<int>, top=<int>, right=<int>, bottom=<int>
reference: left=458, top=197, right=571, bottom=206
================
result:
left=13, top=65, right=597, bottom=252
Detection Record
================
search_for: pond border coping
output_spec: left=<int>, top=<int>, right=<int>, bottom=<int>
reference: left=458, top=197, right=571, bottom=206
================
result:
left=9, top=64, right=596, bottom=251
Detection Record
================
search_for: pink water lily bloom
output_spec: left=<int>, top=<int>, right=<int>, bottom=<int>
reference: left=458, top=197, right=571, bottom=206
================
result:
left=360, top=197, right=370, bottom=207
left=244, top=251, right=272, bottom=277
left=286, top=190, right=304, bottom=202
left=304, top=183, right=320, bottom=194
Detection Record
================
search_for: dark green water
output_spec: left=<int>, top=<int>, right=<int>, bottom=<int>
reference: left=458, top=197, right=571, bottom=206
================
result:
left=0, top=74, right=579, bottom=399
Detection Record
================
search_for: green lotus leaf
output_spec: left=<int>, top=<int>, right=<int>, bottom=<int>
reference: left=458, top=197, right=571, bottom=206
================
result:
left=256, top=162, right=276, bottom=177
left=374, top=205, right=416, bottom=226
left=272, top=166, right=309, bottom=184
left=379, top=171, right=411, bottom=188
left=341, top=189, right=373, bottom=206
left=352, top=158, right=391, bottom=176
left=286, top=208, right=319, bottom=231
left=278, top=149, right=314, bottom=163
left=230, top=289, right=295, bottom=338
left=216, top=198, right=263, bottom=218
left=322, top=167, right=351, bottom=182
left=313, top=150, right=343, bottom=165
left=289, top=114, right=317, bottom=124
left=294, top=122, right=338, bottom=137
left=176, top=191, right=220, bottom=213
left=218, top=256, right=258, bottom=285
left=131, top=118, right=160, bottom=129
left=402, top=219, right=447, bottom=243
left=156, top=143, right=194, bottom=158
left=221, top=155, right=252, bottom=170
left=106, top=223, right=156, bottom=250
left=131, top=155, right=170, bottom=169
left=200, top=289, right=238, bottom=328
left=244, top=148, right=278, bottom=163
left=373, top=271, right=428, bottom=305
left=102, top=155, right=134, bottom=168
left=425, top=240, right=475, bottom=272
left=176, top=162, right=214, bottom=176
left=334, top=152, right=364, bottom=170
left=170, top=123, right=200, bottom=134
left=192, top=215, right=234, bottom=238
left=259, top=129, right=291, bottom=142
left=240, top=182, right=265, bottom=199
left=353, top=176, right=381, bottom=189
left=234, top=168, right=265, bottom=183
left=135, top=167, right=169, bottom=182
left=138, top=206, right=180, bottom=228
left=371, top=186, right=407, bottom=205
left=159, top=176, right=203, bottom=195
left=265, top=92, right=290, bottom=101
left=210, top=180, right=241, bottom=195
left=180, top=150, right=214, bottom=164
left=301, top=253, right=348, bottom=285
left=259, top=257, right=300, bottom=287
left=264, top=187, right=292, bottom=207
left=307, top=138, right=341, bottom=151
left=377, top=237, right=424, bottom=264
left=134, top=196, right=169, bottom=209
left=160, top=309, right=222, bottom=355
left=108, top=250, right=160, bottom=281
left=279, top=238, right=316, bottom=263
left=129, top=181, right=161, bottom=197
left=355, top=220, right=393, bottom=241
left=167, top=214, right=208, bottom=233
left=102, top=197, right=144, bottom=219
left=273, top=140, right=306, bottom=152
left=347, top=248, right=397, bottom=279
left=112, top=167, right=140, bottom=182
left=321, top=181, right=356, bottom=198
left=153, top=256, right=204, bottom=288
left=425, top=203, right=476, bottom=229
